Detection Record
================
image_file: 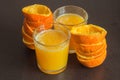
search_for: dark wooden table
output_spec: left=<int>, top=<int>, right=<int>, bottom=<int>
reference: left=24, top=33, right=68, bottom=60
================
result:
left=0, top=0, right=120, bottom=80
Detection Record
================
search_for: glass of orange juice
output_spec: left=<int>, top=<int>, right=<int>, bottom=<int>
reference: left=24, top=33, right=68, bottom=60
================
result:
left=33, top=24, right=70, bottom=74
left=53, top=5, right=88, bottom=53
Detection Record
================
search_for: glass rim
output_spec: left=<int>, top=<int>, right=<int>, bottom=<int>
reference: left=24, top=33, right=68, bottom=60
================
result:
left=53, top=5, right=88, bottom=26
left=33, top=25, right=71, bottom=47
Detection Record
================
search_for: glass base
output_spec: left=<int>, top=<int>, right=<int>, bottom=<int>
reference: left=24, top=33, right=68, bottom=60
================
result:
left=69, top=49, right=76, bottom=54
left=37, top=64, right=66, bottom=74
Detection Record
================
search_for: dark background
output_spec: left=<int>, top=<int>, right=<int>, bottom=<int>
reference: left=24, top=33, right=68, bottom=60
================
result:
left=0, top=0, right=120, bottom=80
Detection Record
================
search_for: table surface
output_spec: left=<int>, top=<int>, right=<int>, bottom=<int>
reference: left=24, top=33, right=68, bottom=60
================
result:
left=0, top=0, right=120, bottom=80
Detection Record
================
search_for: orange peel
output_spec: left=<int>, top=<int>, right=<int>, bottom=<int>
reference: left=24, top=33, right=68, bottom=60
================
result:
left=75, top=39, right=106, bottom=53
left=71, top=24, right=107, bottom=44
left=22, top=4, right=53, bottom=22
left=77, top=50, right=107, bottom=68
left=24, top=18, right=42, bottom=28
left=76, top=42, right=107, bottom=59
left=22, top=26, right=33, bottom=43
left=23, top=38, right=34, bottom=49
left=23, top=21, right=34, bottom=37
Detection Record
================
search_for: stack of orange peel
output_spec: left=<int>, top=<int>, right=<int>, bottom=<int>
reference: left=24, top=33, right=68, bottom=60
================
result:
left=71, top=24, right=107, bottom=68
left=22, top=4, right=53, bottom=49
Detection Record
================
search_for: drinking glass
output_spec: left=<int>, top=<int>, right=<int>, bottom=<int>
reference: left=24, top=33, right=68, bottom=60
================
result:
left=53, top=5, right=88, bottom=53
left=33, top=24, right=70, bottom=74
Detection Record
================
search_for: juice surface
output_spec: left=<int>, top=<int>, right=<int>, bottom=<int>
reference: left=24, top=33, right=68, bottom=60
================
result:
left=37, top=30, right=67, bottom=45
left=56, top=13, right=85, bottom=50
left=34, top=30, right=69, bottom=71
left=56, top=13, right=85, bottom=30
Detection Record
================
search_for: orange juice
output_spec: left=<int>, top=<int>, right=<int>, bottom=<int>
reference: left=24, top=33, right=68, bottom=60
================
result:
left=34, top=29, right=70, bottom=74
left=56, top=13, right=86, bottom=53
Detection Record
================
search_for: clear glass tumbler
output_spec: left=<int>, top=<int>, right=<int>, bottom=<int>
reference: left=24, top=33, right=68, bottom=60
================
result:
left=33, top=24, right=70, bottom=74
left=53, top=5, right=88, bottom=53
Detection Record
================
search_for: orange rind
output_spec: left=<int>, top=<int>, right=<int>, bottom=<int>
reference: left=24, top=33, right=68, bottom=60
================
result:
left=76, top=42, right=107, bottom=59
left=22, top=26, right=33, bottom=43
left=23, top=38, right=34, bottom=49
left=24, top=14, right=53, bottom=29
left=75, top=39, right=106, bottom=53
left=23, top=21, right=35, bottom=37
left=71, top=24, right=107, bottom=44
left=77, top=50, right=107, bottom=68
left=24, top=18, right=42, bottom=28
left=22, top=4, right=53, bottom=22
